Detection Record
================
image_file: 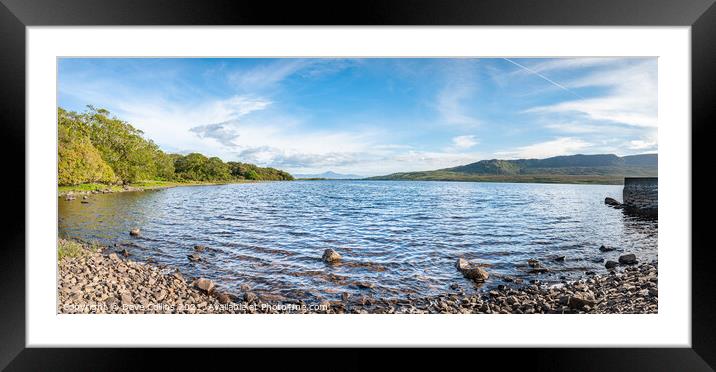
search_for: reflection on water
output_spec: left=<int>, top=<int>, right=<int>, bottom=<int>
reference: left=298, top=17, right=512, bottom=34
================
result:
left=58, top=181, right=658, bottom=301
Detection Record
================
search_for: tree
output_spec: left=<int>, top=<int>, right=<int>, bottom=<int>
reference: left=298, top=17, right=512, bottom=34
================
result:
left=81, top=107, right=161, bottom=183
left=57, top=109, right=117, bottom=185
left=152, top=149, right=176, bottom=180
left=57, top=106, right=294, bottom=185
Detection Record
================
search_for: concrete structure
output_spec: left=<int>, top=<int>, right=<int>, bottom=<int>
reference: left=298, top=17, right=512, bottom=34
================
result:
left=623, top=177, right=658, bottom=216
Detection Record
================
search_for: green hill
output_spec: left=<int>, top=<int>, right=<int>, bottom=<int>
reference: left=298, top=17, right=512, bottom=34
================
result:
left=368, top=153, right=657, bottom=185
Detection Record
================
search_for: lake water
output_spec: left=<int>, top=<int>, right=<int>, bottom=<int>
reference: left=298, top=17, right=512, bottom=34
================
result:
left=58, top=181, right=658, bottom=302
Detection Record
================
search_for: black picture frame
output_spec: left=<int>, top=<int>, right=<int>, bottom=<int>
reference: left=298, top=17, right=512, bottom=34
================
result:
left=1, top=0, right=714, bottom=370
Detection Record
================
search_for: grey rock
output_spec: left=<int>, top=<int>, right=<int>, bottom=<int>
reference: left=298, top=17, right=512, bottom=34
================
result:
left=568, top=294, right=595, bottom=310
left=618, top=254, right=638, bottom=265
left=455, top=258, right=489, bottom=282
left=244, top=292, right=258, bottom=303
left=194, top=278, right=214, bottom=293
left=599, top=245, right=616, bottom=252
left=322, top=248, right=341, bottom=263
left=215, top=292, right=232, bottom=304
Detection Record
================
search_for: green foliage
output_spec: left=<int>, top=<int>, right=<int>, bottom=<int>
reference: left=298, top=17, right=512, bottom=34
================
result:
left=174, top=153, right=232, bottom=181
left=58, top=238, right=85, bottom=260
left=227, top=161, right=294, bottom=181
left=57, top=106, right=294, bottom=186
left=58, top=238, right=103, bottom=260
left=81, top=106, right=164, bottom=183
left=58, top=109, right=118, bottom=186
left=152, top=149, right=176, bottom=180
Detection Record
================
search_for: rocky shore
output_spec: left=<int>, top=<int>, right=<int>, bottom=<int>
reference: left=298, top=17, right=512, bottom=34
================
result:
left=59, top=180, right=260, bottom=199
left=60, top=185, right=145, bottom=199
left=58, top=240, right=657, bottom=314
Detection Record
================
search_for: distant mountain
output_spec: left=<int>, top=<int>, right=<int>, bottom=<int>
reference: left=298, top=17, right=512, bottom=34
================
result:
left=294, top=171, right=364, bottom=179
left=368, top=153, right=657, bottom=185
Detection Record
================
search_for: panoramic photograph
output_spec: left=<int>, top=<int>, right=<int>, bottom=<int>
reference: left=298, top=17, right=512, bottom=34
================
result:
left=57, top=57, right=658, bottom=314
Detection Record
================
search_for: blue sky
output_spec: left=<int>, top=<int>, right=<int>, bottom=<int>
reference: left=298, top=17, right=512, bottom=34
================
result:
left=58, top=58, right=657, bottom=176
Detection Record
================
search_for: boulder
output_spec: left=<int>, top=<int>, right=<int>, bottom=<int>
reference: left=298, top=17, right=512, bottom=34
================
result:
left=604, top=197, right=621, bottom=206
left=193, top=245, right=207, bottom=252
left=618, top=254, right=638, bottom=265
left=567, top=293, right=596, bottom=310
left=554, top=256, right=566, bottom=262
left=322, top=248, right=341, bottom=263
left=187, top=253, right=201, bottom=262
left=599, top=245, right=616, bottom=252
left=605, top=260, right=619, bottom=269
left=215, top=292, right=232, bottom=304
left=527, top=259, right=540, bottom=268
left=129, top=228, right=140, bottom=236
left=455, top=258, right=489, bottom=282
left=194, top=278, right=214, bottom=293
left=244, top=292, right=258, bottom=303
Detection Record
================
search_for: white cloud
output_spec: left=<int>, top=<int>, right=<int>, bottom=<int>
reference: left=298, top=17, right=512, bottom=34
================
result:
left=229, top=59, right=308, bottom=90
left=629, top=139, right=657, bottom=150
left=526, top=58, right=623, bottom=73
left=526, top=59, right=657, bottom=128
left=437, top=85, right=480, bottom=126
left=186, top=95, right=272, bottom=147
left=451, top=135, right=479, bottom=149
left=217, top=96, right=271, bottom=118
left=544, top=122, right=604, bottom=134
left=228, top=59, right=356, bottom=91
left=628, top=132, right=658, bottom=151
left=496, top=137, right=591, bottom=159
left=435, top=60, right=481, bottom=127
left=189, top=123, right=240, bottom=146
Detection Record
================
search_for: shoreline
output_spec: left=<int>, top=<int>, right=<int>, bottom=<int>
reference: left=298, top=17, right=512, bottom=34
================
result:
left=59, top=177, right=647, bottom=199
left=57, top=239, right=657, bottom=314
left=58, top=180, right=263, bottom=198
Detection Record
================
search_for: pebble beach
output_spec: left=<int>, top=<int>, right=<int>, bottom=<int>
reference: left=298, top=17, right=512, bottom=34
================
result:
left=58, top=239, right=657, bottom=314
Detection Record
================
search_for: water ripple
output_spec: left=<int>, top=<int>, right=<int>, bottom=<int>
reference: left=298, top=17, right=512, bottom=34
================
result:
left=58, top=181, right=658, bottom=301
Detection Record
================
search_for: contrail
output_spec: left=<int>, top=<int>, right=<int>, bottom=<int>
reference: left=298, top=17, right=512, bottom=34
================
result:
left=503, top=58, right=584, bottom=99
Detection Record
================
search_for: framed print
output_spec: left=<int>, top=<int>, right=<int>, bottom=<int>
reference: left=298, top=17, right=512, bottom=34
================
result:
left=2, top=0, right=715, bottom=369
